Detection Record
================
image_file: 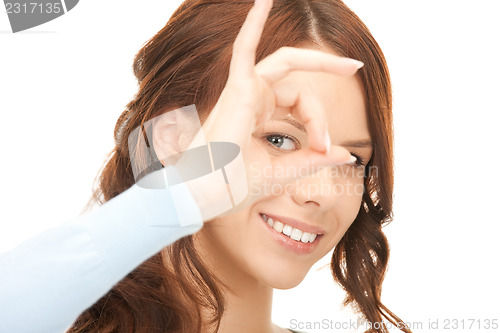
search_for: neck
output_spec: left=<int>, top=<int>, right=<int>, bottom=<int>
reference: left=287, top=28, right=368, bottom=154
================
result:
left=214, top=279, right=275, bottom=332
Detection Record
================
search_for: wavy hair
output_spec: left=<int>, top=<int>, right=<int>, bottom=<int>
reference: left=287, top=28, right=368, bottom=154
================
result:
left=68, top=0, right=411, bottom=332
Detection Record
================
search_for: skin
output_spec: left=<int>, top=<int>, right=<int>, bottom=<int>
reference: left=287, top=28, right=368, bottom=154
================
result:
left=155, top=0, right=373, bottom=332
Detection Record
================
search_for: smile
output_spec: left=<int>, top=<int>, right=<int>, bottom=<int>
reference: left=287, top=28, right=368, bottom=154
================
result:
left=260, top=213, right=318, bottom=244
left=258, top=213, right=323, bottom=254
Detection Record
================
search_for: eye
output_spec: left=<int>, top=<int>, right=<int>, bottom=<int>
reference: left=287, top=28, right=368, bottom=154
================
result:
left=265, top=133, right=299, bottom=151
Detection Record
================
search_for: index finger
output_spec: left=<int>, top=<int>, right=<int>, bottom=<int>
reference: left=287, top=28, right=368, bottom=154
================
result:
left=229, top=0, right=273, bottom=78
left=255, top=47, right=365, bottom=84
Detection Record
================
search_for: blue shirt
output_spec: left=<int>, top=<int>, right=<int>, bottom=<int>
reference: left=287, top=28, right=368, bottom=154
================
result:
left=0, top=168, right=203, bottom=333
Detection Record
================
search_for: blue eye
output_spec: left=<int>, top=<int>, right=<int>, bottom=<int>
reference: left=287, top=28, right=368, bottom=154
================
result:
left=265, top=133, right=298, bottom=151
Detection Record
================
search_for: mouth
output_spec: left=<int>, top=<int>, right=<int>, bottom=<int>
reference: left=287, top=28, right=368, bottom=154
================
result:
left=258, top=213, right=323, bottom=254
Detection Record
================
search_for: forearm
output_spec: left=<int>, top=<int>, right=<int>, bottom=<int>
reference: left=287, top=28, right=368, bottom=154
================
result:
left=0, top=171, right=202, bottom=333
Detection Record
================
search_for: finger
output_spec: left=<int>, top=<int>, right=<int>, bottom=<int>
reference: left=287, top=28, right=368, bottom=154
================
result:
left=268, top=145, right=356, bottom=187
left=229, top=0, right=273, bottom=78
left=255, top=47, right=364, bottom=84
left=271, top=80, right=329, bottom=152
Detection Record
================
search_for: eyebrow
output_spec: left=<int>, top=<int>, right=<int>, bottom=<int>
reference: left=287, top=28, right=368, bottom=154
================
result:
left=279, top=117, right=373, bottom=148
left=280, top=117, right=307, bottom=133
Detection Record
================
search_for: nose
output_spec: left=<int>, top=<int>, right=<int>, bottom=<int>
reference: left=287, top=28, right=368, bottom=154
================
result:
left=289, top=165, right=341, bottom=210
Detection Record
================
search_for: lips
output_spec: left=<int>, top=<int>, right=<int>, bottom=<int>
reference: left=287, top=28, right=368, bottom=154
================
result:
left=260, top=213, right=326, bottom=235
left=258, top=213, right=323, bottom=254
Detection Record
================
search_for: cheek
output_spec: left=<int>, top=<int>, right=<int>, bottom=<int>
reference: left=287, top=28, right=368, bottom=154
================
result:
left=340, top=175, right=364, bottom=223
left=338, top=193, right=362, bottom=229
left=325, top=172, right=365, bottom=243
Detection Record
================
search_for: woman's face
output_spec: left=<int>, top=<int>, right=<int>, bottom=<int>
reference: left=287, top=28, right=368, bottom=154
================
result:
left=195, top=46, right=373, bottom=289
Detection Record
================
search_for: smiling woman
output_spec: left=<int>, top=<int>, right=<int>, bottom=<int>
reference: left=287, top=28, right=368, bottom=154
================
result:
left=63, top=0, right=408, bottom=332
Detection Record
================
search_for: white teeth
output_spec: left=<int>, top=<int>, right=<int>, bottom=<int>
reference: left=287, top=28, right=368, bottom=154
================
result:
left=309, top=233, right=317, bottom=242
left=301, top=232, right=311, bottom=243
left=273, top=221, right=284, bottom=233
left=282, top=224, right=293, bottom=236
left=260, top=214, right=319, bottom=243
left=290, top=228, right=303, bottom=241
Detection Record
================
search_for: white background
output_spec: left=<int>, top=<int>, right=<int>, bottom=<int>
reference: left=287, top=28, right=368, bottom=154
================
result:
left=1, top=1, right=499, bottom=332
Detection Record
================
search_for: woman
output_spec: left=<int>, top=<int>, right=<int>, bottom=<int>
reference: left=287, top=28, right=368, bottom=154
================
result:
left=67, top=0, right=410, bottom=331
left=0, top=0, right=407, bottom=332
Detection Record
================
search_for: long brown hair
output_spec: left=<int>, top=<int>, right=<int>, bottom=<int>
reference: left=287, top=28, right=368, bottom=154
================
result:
left=68, top=1, right=411, bottom=332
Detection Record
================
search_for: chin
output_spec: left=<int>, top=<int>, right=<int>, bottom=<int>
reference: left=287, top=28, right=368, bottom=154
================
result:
left=233, top=210, right=331, bottom=288
left=242, top=240, right=316, bottom=289
left=259, top=268, right=309, bottom=290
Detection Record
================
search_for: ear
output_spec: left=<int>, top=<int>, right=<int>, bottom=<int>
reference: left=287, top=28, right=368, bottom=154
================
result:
left=152, top=109, right=180, bottom=166
left=152, top=106, right=206, bottom=167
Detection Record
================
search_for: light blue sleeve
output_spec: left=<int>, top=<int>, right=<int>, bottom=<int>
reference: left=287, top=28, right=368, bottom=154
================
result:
left=0, top=168, right=203, bottom=333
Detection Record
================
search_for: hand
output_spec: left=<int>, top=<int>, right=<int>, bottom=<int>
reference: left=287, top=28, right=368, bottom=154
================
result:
left=172, top=0, right=364, bottom=221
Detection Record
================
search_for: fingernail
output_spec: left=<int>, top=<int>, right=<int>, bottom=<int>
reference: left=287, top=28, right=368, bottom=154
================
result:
left=349, top=59, right=364, bottom=69
left=323, top=130, right=331, bottom=154
left=347, top=155, right=357, bottom=164
left=331, top=155, right=356, bottom=166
